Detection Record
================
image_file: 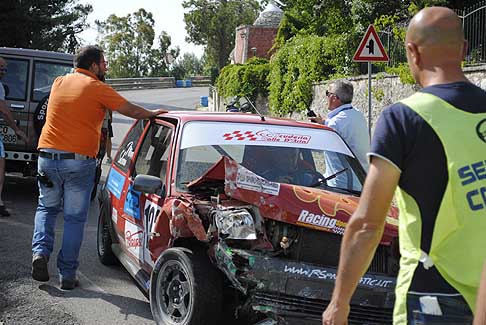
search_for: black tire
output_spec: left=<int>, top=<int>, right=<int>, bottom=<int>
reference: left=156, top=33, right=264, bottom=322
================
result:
left=97, top=199, right=118, bottom=265
left=150, top=247, right=223, bottom=325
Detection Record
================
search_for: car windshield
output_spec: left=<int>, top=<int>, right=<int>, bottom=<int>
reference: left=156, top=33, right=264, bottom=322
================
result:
left=176, top=121, right=365, bottom=194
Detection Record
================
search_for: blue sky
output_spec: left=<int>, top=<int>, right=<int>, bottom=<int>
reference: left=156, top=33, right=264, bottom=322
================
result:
left=78, top=0, right=205, bottom=57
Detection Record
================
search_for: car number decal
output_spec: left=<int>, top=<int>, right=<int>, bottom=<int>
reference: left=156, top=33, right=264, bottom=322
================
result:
left=143, top=199, right=161, bottom=266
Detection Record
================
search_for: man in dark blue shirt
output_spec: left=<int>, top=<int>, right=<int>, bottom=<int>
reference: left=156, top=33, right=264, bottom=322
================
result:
left=323, top=7, right=486, bottom=325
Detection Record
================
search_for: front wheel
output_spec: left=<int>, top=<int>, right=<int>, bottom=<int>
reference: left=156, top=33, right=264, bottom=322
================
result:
left=150, top=248, right=223, bottom=325
left=97, top=200, right=118, bottom=265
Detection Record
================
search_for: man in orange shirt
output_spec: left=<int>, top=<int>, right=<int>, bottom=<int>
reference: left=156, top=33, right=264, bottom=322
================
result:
left=31, top=45, right=167, bottom=290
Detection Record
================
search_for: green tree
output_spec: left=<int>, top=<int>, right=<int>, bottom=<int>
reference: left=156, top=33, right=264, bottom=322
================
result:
left=147, top=32, right=180, bottom=77
left=0, top=0, right=92, bottom=53
left=182, top=0, right=262, bottom=71
left=96, top=9, right=179, bottom=78
left=170, top=53, right=204, bottom=80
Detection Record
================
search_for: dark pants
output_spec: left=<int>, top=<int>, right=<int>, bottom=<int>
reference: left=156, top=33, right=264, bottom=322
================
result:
left=407, top=293, right=473, bottom=324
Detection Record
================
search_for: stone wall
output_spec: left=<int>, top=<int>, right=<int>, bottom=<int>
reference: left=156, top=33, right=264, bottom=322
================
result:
left=308, top=64, right=486, bottom=135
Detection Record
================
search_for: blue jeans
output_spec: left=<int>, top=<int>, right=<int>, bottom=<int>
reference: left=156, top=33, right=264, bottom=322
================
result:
left=407, top=293, right=473, bottom=324
left=32, top=156, right=96, bottom=280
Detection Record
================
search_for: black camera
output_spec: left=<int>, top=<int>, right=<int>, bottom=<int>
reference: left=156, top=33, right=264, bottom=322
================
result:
left=37, top=172, right=54, bottom=188
left=307, top=110, right=317, bottom=117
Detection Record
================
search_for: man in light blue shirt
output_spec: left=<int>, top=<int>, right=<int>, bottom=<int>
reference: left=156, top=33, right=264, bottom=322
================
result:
left=310, top=80, right=370, bottom=171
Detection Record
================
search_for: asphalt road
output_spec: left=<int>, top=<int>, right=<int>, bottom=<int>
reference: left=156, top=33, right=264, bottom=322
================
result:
left=0, top=87, right=208, bottom=325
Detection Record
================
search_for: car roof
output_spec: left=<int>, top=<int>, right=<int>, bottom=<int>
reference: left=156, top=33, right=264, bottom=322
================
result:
left=157, top=111, right=336, bottom=132
left=0, top=47, right=73, bottom=62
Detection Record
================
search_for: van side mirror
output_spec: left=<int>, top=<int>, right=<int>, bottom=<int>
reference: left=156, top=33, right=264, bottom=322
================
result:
left=133, top=174, right=163, bottom=195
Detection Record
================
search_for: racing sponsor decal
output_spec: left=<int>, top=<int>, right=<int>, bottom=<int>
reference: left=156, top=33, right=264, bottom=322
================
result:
left=179, top=122, right=352, bottom=156
left=236, top=165, right=280, bottom=195
left=296, top=209, right=346, bottom=234
left=125, top=221, right=143, bottom=260
left=111, top=207, right=118, bottom=224
left=223, top=129, right=311, bottom=144
left=143, top=199, right=161, bottom=267
left=106, top=168, right=125, bottom=199
left=283, top=264, right=394, bottom=288
left=117, top=141, right=135, bottom=167
left=124, top=185, right=142, bottom=220
left=293, top=186, right=354, bottom=217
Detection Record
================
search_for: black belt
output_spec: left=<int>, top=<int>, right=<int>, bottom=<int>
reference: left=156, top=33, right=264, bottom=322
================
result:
left=39, top=151, right=92, bottom=160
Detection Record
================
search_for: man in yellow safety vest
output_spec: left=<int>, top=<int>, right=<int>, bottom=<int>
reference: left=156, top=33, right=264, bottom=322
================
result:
left=322, top=7, right=486, bottom=325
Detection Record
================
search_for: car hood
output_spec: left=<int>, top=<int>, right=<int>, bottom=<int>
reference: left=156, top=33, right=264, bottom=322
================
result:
left=188, top=156, right=398, bottom=245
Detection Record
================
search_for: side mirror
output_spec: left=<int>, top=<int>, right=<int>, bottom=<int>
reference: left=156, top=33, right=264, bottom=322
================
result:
left=133, top=174, right=163, bottom=195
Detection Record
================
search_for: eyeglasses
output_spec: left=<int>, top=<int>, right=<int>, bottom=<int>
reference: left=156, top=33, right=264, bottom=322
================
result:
left=326, top=90, right=336, bottom=97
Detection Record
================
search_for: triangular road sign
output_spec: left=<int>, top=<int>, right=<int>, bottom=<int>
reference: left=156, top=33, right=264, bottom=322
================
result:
left=353, top=25, right=389, bottom=62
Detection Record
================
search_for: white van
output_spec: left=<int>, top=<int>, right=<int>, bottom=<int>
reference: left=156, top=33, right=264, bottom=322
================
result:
left=0, top=47, right=73, bottom=175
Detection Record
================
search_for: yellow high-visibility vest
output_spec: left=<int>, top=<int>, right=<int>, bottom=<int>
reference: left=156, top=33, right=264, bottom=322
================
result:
left=392, top=92, right=486, bottom=324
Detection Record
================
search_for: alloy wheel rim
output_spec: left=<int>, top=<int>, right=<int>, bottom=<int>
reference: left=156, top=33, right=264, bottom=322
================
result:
left=156, top=260, right=192, bottom=323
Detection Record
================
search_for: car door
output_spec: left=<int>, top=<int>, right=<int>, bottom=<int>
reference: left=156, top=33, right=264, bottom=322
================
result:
left=106, top=119, right=146, bottom=263
left=129, top=120, right=174, bottom=272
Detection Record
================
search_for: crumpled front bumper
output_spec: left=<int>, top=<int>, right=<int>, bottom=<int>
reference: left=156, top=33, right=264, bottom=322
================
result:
left=214, top=243, right=396, bottom=324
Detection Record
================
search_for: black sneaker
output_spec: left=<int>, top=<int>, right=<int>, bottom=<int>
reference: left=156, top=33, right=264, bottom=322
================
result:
left=31, top=254, right=49, bottom=282
left=60, top=278, right=80, bottom=290
left=0, top=205, right=10, bottom=217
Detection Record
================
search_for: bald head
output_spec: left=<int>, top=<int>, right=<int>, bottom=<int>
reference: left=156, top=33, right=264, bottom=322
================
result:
left=405, top=7, right=467, bottom=87
left=407, top=7, right=464, bottom=48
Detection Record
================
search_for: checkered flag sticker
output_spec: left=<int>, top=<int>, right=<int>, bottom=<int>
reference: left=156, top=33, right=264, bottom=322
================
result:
left=223, top=131, right=258, bottom=141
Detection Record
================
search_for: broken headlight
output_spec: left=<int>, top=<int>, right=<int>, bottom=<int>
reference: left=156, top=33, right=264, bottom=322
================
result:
left=214, top=209, right=256, bottom=240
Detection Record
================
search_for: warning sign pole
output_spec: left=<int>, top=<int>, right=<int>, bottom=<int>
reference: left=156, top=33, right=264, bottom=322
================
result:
left=353, top=25, right=389, bottom=138
left=367, top=62, right=372, bottom=138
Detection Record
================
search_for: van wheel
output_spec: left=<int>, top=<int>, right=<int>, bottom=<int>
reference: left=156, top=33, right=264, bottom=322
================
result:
left=150, top=248, right=222, bottom=325
left=97, top=200, right=118, bottom=265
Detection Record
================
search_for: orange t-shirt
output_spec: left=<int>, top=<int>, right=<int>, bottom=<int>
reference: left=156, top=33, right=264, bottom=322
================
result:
left=38, top=68, right=127, bottom=157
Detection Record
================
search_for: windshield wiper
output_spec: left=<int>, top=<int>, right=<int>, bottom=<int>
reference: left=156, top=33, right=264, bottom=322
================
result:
left=309, top=168, right=349, bottom=188
left=212, top=145, right=233, bottom=159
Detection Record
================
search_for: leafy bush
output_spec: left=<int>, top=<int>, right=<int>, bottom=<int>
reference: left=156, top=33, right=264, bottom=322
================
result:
left=268, top=34, right=357, bottom=116
left=385, top=63, right=415, bottom=84
left=215, top=57, right=270, bottom=101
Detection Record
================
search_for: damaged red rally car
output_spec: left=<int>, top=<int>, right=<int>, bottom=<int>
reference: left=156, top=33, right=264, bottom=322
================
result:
left=97, top=111, right=399, bottom=325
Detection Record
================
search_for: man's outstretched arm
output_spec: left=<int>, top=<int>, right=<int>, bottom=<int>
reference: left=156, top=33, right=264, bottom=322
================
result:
left=0, top=99, right=27, bottom=142
left=322, top=157, right=400, bottom=325
left=117, top=101, right=168, bottom=120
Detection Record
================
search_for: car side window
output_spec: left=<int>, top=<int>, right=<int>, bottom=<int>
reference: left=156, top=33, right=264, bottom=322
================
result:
left=32, top=61, right=73, bottom=102
left=113, top=120, right=145, bottom=173
left=133, top=123, right=173, bottom=186
left=3, top=58, right=29, bottom=101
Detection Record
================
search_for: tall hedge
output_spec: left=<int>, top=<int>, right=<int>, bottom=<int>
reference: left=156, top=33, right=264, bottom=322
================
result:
left=215, top=57, right=270, bottom=101
left=268, top=34, right=355, bottom=116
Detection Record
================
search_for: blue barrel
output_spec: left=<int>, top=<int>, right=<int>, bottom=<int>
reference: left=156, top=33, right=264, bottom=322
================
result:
left=200, top=96, right=208, bottom=107
left=176, top=80, right=184, bottom=88
left=185, top=80, right=192, bottom=87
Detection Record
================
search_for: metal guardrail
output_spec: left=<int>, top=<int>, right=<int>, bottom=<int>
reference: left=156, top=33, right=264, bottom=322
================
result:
left=106, top=76, right=212, bottom=91
left=106, top=77, right=175, bottom=91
